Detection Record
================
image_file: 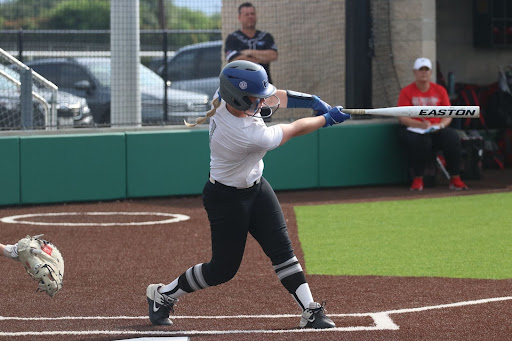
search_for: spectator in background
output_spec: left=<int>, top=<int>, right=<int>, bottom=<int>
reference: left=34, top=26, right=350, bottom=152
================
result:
left=397, top=57, right=468, bottom=191
left=225, top=2, right=278, bottom=121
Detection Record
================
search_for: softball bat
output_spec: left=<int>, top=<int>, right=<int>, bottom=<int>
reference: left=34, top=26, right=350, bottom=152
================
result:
left=341, top=106, right=480, bottom=118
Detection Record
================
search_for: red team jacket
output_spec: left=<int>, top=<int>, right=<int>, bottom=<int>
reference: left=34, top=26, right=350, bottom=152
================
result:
left=397, top=82, right=451, bottom=124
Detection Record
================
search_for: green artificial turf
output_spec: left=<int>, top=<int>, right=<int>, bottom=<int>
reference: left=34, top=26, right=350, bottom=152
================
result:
left=295, top=192, right=512, bottom=279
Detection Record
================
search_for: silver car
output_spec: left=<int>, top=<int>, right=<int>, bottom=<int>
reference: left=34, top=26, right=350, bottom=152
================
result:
left=26, top=58, right=210, bottom=126
left=0, top=63, right=93, bottom=129
left=152, top=40, right=222, bottom=101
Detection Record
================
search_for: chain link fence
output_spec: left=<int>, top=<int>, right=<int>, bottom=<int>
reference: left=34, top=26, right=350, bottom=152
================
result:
left=0, top=0, right=398, bottom=130
left=0, top=48, right=59, bottom=130
left=0, top=28, right=222, bottom=128
left=0, top=0, right=223, bottom=129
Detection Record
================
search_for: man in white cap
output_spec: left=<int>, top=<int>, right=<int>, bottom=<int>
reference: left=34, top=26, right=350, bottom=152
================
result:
left=397, top=57, right=468, bottom=191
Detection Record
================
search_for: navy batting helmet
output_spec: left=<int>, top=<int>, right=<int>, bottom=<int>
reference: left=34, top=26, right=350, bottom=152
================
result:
left=219, top=60, right=276, bottom=111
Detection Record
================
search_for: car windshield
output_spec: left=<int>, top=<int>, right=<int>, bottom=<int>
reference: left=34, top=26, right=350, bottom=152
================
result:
left=83, top=60, right=164, bottom=88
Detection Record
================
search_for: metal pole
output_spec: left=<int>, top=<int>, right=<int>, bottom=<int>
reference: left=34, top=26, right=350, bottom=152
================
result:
left=17, top=29, right=23, bottom=62
left=110, top=0, right=141, bottom=127
left=158, top=0, right=168, bottom=123
left=163, top=30, right=168, bottom=122
left=20, top=67, right=33, bottom=129
left=49, top=89, right=58, bottom=130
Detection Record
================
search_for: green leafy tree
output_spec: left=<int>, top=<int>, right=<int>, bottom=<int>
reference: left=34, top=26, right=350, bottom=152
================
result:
left=39, top=0, right=110, bottom=29
left=0, top=0, right=66, bottom=29
left=0, top=0, right=221, bottom=47
left=140, top=1, right=160, bottom=29
left=165, top=3, right=221, bottom=47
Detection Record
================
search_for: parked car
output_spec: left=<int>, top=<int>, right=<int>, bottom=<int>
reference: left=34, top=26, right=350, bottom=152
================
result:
left=25, top=58, right=210, bottom=125
left=0, top=64, right=93, bottom=129
left=151, top=40, right=222, bottom=100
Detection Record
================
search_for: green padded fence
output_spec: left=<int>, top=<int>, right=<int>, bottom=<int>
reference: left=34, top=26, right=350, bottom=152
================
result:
left=19, top=133, right=126, bottom=204
left=0, top=136, right=20, bottom=205
left=319, top=122, right=408, bottom=187
left=126, top=129, right=210, bottom=197
left=0, top=121, right=408, bottom=206
left=264, top=132, right=319, bottom=190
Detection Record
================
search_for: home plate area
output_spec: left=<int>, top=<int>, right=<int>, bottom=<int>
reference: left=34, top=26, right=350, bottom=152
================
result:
left=0, top=314, right=374, bottom=337
left=119, top=338, right=190, bottom=341
left=1, top=296, right=511, bottom=339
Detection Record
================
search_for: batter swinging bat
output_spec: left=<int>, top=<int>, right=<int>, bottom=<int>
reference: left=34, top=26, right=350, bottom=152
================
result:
left=341, top=106, right=480, bottom=118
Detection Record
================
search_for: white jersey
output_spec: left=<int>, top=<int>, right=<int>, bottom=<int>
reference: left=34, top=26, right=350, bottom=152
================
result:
left=209, top=95, right=283, bottom=188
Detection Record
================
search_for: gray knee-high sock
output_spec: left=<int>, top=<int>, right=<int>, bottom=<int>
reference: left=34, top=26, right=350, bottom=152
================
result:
left=273, top=256, right=314, bottom=311
left=159, top=264, right=210, bottom=299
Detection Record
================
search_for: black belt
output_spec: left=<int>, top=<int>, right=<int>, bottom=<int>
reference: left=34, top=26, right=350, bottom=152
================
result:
left=209, top=175, right=260, bottom=189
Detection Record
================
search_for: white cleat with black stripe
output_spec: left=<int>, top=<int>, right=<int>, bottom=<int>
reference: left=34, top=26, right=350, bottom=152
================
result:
left=146, top=283, right=178, bottom=326
left=299, top=301, right=336, bottom=329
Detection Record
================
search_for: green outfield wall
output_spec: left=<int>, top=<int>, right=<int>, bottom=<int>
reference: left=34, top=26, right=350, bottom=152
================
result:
left=0, top=136, right=20, bottom=206
left=0, top=121, right=408, bottom=206
left=19, top=134, right=126, bottom=204
left=126, top=130, right=210, bottom=197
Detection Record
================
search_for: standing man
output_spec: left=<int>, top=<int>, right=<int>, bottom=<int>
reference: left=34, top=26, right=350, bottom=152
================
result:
left=225, top=2, right=278, bottom=122
left=397, top=57, right=468, bottom=191
left=225, top=2, right=277, bottom=83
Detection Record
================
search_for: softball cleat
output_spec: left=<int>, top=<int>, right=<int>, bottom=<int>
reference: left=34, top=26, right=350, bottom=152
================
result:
left=299, top=301, right=336, bottom=329
left=147, top=283, right=178, bottom=326
left=449, top=176, right=468, bottom=190
left=409, top=177, right=424, bottom=191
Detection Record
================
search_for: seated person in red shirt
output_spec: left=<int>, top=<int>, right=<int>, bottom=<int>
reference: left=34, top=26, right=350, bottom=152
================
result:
left=397, top=57, right=468, bottom=191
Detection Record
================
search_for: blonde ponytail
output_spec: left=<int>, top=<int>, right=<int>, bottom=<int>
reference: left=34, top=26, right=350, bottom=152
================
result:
left=184, top=97, right=221, bottom=127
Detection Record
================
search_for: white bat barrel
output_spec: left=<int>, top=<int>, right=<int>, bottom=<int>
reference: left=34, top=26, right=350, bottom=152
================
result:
left=342, top=106, right=480, bottom=118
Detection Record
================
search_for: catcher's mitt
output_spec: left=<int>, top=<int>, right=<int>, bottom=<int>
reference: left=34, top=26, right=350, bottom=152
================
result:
left=17, top=234, right=64, bottom=297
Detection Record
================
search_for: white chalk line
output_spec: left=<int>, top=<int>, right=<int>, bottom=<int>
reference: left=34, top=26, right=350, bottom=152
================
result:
left=1, top=296, right=510, bottom=337
left=0, top=328, right=372, bottom=337
left=379, top=295, right=512, bottom=316
left=0, top=212, right=190, bottom=226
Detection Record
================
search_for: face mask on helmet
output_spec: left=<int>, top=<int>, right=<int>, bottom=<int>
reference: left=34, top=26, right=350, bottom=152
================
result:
left=244, top=95, right=280, bottom=119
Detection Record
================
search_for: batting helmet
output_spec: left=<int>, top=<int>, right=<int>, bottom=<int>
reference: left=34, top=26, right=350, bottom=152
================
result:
left=219, top=60, right=276, bottom=111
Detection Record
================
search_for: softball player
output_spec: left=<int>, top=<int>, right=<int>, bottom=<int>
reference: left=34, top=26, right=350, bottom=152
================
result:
left=146, top=60, right=350, bottom=329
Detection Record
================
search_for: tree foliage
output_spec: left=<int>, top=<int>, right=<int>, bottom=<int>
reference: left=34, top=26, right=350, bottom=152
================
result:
left=0, top=0, right=220, bottom=31
left=39, top=0, right=111, bottom=29
left=0, top=0, right=221, bottom=49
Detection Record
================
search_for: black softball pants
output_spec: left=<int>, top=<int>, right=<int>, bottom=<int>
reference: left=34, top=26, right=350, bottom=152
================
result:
left=398, top=126, right=462, bottom=177
left=200, top=176, right=295, bottom=286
